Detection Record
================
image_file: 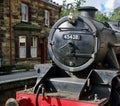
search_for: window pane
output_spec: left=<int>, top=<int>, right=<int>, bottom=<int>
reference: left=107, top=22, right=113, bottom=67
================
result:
left=31, top=37, right=37, bottom=47
left=45, top=10, right=49, bottom=26
left=21, top=3, right=28, bottom=22
left=31, top=47, right=37, bottom=57
left=19, top=36, right=26, bottom=58
left=31, top=36, right=37, bottom=57
left=20, top=47, right=26, bottom=58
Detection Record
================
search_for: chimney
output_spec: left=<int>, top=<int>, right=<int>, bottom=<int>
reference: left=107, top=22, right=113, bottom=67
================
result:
left=78, top=6, right=98, bottom=18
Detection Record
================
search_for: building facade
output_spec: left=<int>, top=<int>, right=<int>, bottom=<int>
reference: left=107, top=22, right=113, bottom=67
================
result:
left=0, top=0, right=60, bottom=67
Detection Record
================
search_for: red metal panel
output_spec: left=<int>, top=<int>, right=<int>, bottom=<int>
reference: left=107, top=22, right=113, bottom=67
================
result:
left=16, top=92, right=98, bottom=106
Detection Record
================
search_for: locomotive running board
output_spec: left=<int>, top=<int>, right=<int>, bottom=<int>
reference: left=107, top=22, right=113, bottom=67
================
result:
left=6, top=64, right=120, bottom=106
left=33, top=64, right=119, bottom=105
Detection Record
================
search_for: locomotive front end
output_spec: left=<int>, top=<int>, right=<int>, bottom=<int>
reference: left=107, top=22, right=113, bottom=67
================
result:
left=5, top=6, right=120, bottom=106
left=48, top=8, right=98, bottom=72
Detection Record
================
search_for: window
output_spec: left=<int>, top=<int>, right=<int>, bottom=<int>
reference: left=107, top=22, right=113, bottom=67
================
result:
left=31, top=36, right=37, bottom=57
left=21, top=3, right=28, bottom=22
left=45, top=10, right=50, bottom=26
left=19, top=36, right=26, bottom=58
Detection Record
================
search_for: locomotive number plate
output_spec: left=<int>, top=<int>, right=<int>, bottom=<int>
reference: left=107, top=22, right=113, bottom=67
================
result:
left=63, top=33, right=81, bottom=40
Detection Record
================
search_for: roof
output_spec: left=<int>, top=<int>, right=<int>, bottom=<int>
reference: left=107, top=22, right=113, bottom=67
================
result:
left=40, top=0, right=61, bottom=8
left=13, top=22, right=41, bottom=31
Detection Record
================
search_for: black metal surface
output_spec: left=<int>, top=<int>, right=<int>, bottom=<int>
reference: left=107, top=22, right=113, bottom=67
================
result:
left=34, top=64, right=52, bottom=77
left=91, top=69, right=119, bottom=85
left=48, top=7, right=118, bottom=72
left=33, top=64, right=120, bottom=105
left=87, top=70, right=119, bottom=99
left=33, top=6, right=120, bottom=106
left=110, top=76, right=120, bottom=106
left=48, top=77, right=86, bottom=99
left=48, top=16, right=98, bottom=72
left=78, top=6, right=98, bottom=18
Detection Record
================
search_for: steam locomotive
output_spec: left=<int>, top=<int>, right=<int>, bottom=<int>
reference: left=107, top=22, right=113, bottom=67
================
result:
left=5, top=6, right=120, bottom=106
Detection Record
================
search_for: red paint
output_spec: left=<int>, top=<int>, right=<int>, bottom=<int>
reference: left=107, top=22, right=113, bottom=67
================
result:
left=17, top=97, right=30, bottom=106
left=16, top=92, right=98, bottom=106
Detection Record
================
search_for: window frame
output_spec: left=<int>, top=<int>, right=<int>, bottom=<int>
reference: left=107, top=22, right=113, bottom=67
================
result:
left=45, top=10, right=50, bottom=27
left=21, top=3, right=29, bottom=22
left=31, top=36, right=38, bottom=58
left=18, top=36, right=27, bottom=58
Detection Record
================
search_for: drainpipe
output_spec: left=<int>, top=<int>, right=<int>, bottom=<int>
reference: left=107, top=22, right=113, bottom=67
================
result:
left=9, top=0, right=12, bottom=65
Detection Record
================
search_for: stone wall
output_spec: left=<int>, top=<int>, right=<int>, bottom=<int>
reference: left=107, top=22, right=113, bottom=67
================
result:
left=0, top=0, right=60, bottom=66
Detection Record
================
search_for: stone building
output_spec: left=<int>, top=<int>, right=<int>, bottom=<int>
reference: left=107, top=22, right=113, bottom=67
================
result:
left=0, top=0, right=60, bottom=67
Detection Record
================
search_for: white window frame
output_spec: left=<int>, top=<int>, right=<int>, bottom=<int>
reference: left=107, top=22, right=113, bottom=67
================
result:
left=45, top=10, right=50, bottom=26
left=19, top=36, right=26, bottom=58
left=31, top=36, right=37, bottom=58
left=21, top=3, right=28, bottom=22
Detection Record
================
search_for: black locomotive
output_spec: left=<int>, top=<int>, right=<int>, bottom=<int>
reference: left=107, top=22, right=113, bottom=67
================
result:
left=5, top=6, right=120, bottom=106
left=34, top=6, right=120, bottom=106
